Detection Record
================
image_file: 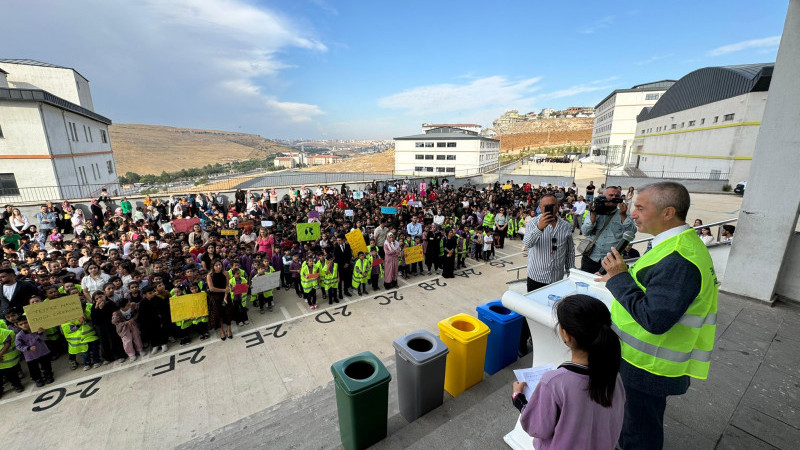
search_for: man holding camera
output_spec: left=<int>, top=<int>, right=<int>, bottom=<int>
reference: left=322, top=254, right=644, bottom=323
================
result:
left=580, top=186, right=636, bottom=274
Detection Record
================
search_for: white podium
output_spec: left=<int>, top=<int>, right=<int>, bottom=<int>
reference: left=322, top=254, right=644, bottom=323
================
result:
left=500, top=269, right=614, bottom=450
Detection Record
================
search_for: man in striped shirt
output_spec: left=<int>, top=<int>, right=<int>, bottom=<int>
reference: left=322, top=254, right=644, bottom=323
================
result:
left=522, top=195, right=575, bottom=293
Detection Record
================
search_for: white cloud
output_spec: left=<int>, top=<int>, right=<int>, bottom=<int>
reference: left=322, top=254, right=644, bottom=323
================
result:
left=635, top=54, right=672, bottom=66
left=378, top=76, right=542, bottom=115
left=578, top=16, right=615, bottom=34
left=267, top=100, right=323, bottom=123
left=708, top=36, right=781, bottom=56
left=536, top=77, right=618, bottom=100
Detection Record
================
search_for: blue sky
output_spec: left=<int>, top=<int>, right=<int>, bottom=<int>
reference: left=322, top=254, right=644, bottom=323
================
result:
left=3, top=0, right=788, bottom=140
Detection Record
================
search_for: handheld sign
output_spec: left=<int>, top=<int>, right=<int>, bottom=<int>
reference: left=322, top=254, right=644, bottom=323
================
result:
left=297, top=222, right=321, bottom=241
left=403, top=246, right=424, bottom=264
left=172, top=218, right=201, bottom=234
left=381, top=207, right=398, bottom=215
left=251, top=272, right=281, bottom=294
left=24, top=294, right=83, bottom=331
left=387, top=186, right=396, bottom=193
left=221, top=229, right=239, bottom=236
left=238, top=220, right=254, bottom=229
left=306, top=273, right=320, bottom=280
left=352, top=191, right=364, bottom=199
left=372, top=258, right=383, bottom=267
left=308, top=210, right=320, bottom=219
left=344, top=209, right=354, bottom=217
left=346, top=229, right=368, bottom=256
left=232, top=283, right=249, bottom=296
left=315, top=206, right=325, bottom=213
left=169, top=293, right=209, bottom=323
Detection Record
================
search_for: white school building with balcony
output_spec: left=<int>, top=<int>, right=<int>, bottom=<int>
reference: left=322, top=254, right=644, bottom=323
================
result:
left=394, top=125, right=499, bottom=177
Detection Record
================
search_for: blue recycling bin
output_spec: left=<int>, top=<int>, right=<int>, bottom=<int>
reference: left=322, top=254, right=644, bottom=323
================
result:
left=476, top=300, right=524, bottom=375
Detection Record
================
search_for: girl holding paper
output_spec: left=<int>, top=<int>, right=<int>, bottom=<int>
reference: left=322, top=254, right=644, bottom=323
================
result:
left=511, top=295, right=624, bottom=450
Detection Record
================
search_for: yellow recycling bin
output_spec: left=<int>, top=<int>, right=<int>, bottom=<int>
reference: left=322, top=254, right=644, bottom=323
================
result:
left=437, top=313, right=491, bottom=397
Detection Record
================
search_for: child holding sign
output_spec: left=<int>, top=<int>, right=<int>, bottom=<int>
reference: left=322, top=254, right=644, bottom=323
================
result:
left=351, top=252, right=370, bottom=296
left=15, top=315, right=54, bottom=386
left=229, top=268, right=250, bottom=326
left=250, top=263, right=275, bottom=313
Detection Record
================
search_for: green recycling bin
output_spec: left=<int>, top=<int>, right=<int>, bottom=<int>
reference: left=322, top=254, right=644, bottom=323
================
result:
left=330, top=351, right=392, bottom=450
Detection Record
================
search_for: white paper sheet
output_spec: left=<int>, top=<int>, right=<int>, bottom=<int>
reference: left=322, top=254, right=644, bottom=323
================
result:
left=513, top=363, right=556, bottom=399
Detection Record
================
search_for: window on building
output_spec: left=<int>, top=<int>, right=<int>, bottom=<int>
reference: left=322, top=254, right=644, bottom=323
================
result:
left=0, top=124, right=4, bottom=138
left=72, top=123, right=79, bottom=142
left=436, top=167, right=446, bottom=173
left=415, top=166, right=424, bottom=172
left=641, top=129, right=645, bottom=134
left=681, top=122, right=685, bottom=128
left=415, top=155, right=424, bottom=160
left=0, top=173, right=20, bottom=196
left=436, top=155, right=446, bottom=160
left=100, top=130, right=108, bottom=143
left=671, top=124, right=677, bottom=130
left=713, top=116, right=719, bottom=123
left=701, top=118, right=705, bottom=125
left=446, top=142, right=456, bottom=147
left=415, top=142, right=425, bottom=148
left=446, top=167, right=455, bottom=173
left=426, top=167, right=434, bottom=172
left=724, top=113, right=735, bottom=121
left=107, top=160, right=114, bottom=174
left=437, top=142, right=446, bottom=147
left=446, top=155, right=456, bottom=160
left=424, top=155, right=433, bottom=160
left=424, top=142, right=433, bottom=148
left=88, top=127, right=93, bottom=142
left=688, top=120, right=696, bottom=126
left=83, top=125, right=88, bottom=141
left=645, top=93, right=660, bottom=101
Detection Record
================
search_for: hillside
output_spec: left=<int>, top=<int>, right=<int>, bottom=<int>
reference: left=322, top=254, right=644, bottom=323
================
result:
left=302, top=149, right=395, bottom=174
left=496, top=118, right=593, bottom=152
left=109, top=124, right=293, bottom=175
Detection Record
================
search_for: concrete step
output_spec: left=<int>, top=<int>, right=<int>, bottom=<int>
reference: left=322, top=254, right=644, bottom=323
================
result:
left=177, top=354, right=531, bottom=449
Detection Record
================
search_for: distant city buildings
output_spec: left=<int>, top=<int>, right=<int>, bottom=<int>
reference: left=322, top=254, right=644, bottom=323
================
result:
left=632, top=63, right=772, bottom=183
left=0, top=59, right=118, bottom=201
left=492, top=107, right=594, bottom=134
left=590, top=80, right=676, bottom=166
left=394, top=124, right=499, bottom=176
left=274, top=152, right=343, bottom=168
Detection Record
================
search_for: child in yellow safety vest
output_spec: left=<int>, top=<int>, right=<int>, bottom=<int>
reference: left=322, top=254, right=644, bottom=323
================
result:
left=300, top=255, right=319, bottom=309
left=60, top=301, right=100, bottom=371
left=229, top=268, right=250, bottom=326
left=352, top=251, right=370, bottom=296
left=170, top=284, right=210, bottom=347
left=251, top=263, right=276, bottom=313
left=0, top=313, right=25, bottom=394
left=320, top=254, right=339, bottom=305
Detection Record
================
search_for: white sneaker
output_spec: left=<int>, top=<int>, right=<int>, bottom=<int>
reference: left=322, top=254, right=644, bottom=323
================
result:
left=161, top=344, right=169, bottom=352
left=92, top=363, right=103, bottom=369
left=150, top=347, right=161, bottom=356
left=244, top=320, right=249, bottom=325
left=116, top=357, right=126, bottom=364
left=129, top=355, right=137, bottom=362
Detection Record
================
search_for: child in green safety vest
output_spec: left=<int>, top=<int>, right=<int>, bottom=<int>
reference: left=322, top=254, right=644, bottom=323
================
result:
left=320, top=254, right=339, bottom=305
left=300, top=255, right=319, bottom=309
left=314, top=254, right=326, bottom=301
left=229, top=268, right=250, bottom=326
left=369, top=248, right=383, bottom=291
left=456, top=228, right=469, bottom=269
left=60, top=301, right=100, bottom=371
left=0, top=314, right=25, bottom=394
left=251, top=262, right=277, bottom=313
left=352, top=251, right=370, bottom=296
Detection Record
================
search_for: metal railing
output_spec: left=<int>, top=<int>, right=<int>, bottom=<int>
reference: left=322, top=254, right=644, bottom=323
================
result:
left=505, top=218, right=738, bottom=282
left=606, top=168, right=729, bottom=181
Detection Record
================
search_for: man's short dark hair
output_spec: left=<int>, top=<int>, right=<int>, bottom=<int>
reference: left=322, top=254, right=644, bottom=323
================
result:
left=639, top=182, right=690, bottom=221
left=722, top=224, right=736, bottom=235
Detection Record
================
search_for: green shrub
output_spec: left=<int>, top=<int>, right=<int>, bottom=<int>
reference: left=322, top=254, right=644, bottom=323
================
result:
left=722, top=184, right=732, bottom=192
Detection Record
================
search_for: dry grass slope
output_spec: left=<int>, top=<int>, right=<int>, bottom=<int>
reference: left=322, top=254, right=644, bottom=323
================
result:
left=109, top=123, right=293, bottom=175
left=302, top=149, right=396, bottom=174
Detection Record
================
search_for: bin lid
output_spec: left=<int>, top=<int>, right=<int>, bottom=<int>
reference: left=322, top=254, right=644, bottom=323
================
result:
left=476, top=300, right=523, bottom=325
left=392, top=329, right=449, bottom=366
left=437, top=313, right=491, bottom=344
left=330, top=351, right=392, bottom=395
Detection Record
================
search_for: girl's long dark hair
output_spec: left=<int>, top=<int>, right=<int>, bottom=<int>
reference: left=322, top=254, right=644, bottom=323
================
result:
left=556, top=294, right=621, bottom=407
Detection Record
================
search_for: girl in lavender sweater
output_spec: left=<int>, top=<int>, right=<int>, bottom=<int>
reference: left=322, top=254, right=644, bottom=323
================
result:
left=512, top=295, right=625, bottom=450
left=15, top=315, right=54, bottom=387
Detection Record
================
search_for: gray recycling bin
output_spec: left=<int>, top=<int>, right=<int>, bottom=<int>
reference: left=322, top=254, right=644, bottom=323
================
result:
left=392, top=329, right=450, bottom=422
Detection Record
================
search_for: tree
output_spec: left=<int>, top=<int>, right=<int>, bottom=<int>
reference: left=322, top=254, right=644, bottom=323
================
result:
left=124, top=171, right=141, bottom=183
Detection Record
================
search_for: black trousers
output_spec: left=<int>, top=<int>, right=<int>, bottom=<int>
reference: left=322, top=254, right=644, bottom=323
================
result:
left=27, top=355, right=54, bottom=381
left=580, top=254, right=602, bottom=274
left=520, top=279, right=549, bottom=355
left=618, top=386, right=667, bottom=450
left=0, top=364, right=23, bottom=389
left=339, top=267, right=353, bottom=295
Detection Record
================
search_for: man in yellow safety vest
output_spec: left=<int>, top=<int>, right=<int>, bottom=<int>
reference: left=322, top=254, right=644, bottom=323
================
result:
left=595, top=181, right=718, bottom=449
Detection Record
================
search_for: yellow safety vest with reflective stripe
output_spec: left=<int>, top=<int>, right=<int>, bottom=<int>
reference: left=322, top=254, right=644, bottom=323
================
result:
left=611, top=228, right=718, bottom=379
left=229, top=276, right=249, bottom=307
left=0, top=327, right=21, bottom=369
left=482, top=213, right=495, bottom=229
left=320, top=262, right=338, bottom=291
left=254, top=266, right=276, bottom=297
left=300, top=262, right=318, bottom=293
left=61, top=309, right=98, bottom=355
left=352, top=257, right=370, bottom=288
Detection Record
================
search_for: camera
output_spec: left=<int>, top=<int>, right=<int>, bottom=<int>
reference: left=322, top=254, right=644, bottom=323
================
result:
left=592, top=195, right=623, bottom=215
